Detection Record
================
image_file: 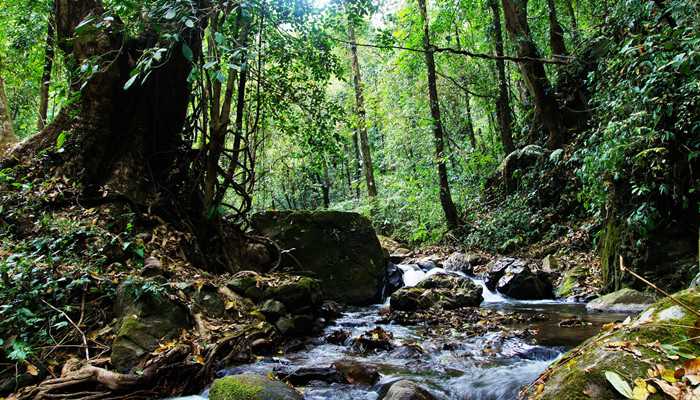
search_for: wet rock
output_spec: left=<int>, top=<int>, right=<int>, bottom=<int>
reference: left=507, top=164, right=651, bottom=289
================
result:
left=264, top=277, right=322, bottom=311
left=319, top=300, right=343, bottom=320
left=326, top=329, right=351, bottom=345
left=209, top=373, right=302, bottom=400
left=275, top=314, right=314, bottom=336
left=586, top=287, right=656, bottom=313
left=386, top=263, right=405, bottom=296
left=191, top=283, right=227, bottom=317
left=333, top=360, right=380, bottom=385
left=527, top=289, right=700, bottom=400
left=380, top=380, right=436, bottom=400
left=391, top=274, right=483, bottom=311
left=416, top=255, right=440, bottom=271
left=111, top=280, right=191, bottom=372
left=228, top=272, right=266, bottom=302
left=466, top=253, right=487, bottom=266
left=352, top=327, right=394, bottom=353
left=274, top=366, right=345, bottom=385
left=541, top=254, right=558, bottom=273
left=251, top=338, right=275, bottom=356
left=259, top=299, right=287, bottom=321
left=442, top=252, right=472, bottom=274
left=516, top=346, right=561, bottom=361
left=378, top=235, right=413, bottom=263
left=485, top=257, right=528, bottom=290
left=496, top=264, right=554, bottom=300
left=555, top=266, right=586, bottom=298
left=251, top=211, right=386, bottom=305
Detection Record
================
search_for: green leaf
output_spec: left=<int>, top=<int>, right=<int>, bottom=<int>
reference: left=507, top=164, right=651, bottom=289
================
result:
left=605, top=371, right=634, bottom=399
left=182, top=43, right=193, bottom=61
left=184, top=19, right=194, bottom=28
left=56, top=131, right=68, bottom=150
left=8, top=340, right=32, bottom=362
left=123, top=74, right=139, bottom=90
left=164, top=8, right=176, bottom=20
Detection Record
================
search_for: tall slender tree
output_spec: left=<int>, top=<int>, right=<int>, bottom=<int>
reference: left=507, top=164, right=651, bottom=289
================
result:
left=417, top=0, right=461, bottom=229
left=489, top=0, right=515, bottom=154
left=546, top=0, right=568, bottom=57
left=0, top=72, right=17, bottom=152
left=38, top=4, right=54, bottom=130
left=347, top=16, right=378, bottom=197
left=501, top=0, right=564, bottom=149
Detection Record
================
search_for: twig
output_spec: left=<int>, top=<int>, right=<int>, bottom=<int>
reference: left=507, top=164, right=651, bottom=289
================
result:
left=619, top=256, right=700, bottom=319
left=42, top=300, right=90, bottom=361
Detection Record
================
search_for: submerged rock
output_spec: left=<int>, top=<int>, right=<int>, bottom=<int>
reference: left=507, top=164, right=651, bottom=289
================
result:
left=251, top=211, right=386, bottom=305
left=352, top=327, right=395, bottom=353
left=380, top=380, right=436, bottom=400
left=526, top=289, right=700, bottom=400
left=274, top=366, right=345, bottom=385
left=209, top=373, right=302, bottom=400
left=586, top=287, right=656, bottom=313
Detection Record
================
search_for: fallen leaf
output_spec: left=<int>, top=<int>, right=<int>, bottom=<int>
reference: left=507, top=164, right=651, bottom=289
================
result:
left=25, top=363, right=38, bottom=376
left=605, top=370, right=634, bottom=399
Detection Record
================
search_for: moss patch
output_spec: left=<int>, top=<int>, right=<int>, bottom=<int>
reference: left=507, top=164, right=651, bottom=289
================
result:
left=209, top=376, right=262, bottom=400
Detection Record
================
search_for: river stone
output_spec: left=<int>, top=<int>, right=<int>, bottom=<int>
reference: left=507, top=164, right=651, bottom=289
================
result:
left=264, top=277, right=321, bottom=311
left=380, top=380, right=436, bottom=400
left=485, top=258, right=528, bottom=290
left=273, top=366, right=345, bottom=385
left=391, top=274, right=483, bottom=311
left=496, top=264, right=554, bottom=300
left=251, top=211, right=386, bottom=305
left=586, top=287, right=656, bottom=313
left=386, top=263, right=405, bottom=296
left=526, top=289, right=700, bottom=400
left=333, top=360, right=380, bottom=385
left=209, top=374, right=302, bottom=400
left=259, top=299, right=287, bottom=321
left=442, top=252, right=472, bottom=274
left=110, top=280, right=191, bottom=372
left=555, top=266, right=586, bottom=298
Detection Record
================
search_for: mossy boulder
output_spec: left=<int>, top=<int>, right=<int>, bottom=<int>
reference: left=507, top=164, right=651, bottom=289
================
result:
left=390, top=273, right=483, bottom=311
left=586, top=288, right=656, bottom=313
left=251, top=211, right=386, bottom=305
left=526, top=289, right=700, bottom=400
left=555, top=266, right=587, bottom=298
left=209, top=374, right=302, bottom=400
left=111, top=280, right=192, bottom=372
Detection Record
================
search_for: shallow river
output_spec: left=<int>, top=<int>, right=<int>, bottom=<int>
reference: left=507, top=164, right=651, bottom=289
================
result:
left=175, top=275, right=625, bottom=400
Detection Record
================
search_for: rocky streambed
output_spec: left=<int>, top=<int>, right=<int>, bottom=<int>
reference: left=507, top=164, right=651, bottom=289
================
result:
left=172, top=274, right=626, bottom=400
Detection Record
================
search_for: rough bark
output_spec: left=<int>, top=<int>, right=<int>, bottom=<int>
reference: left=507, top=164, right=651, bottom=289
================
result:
left=0, top=72, right=17, bottom=153
left=501, top=0, right=565, bottom=149
left=10, top=0, right=202, bottom=209
left=347, top=18, right=378, bottom=198
left=546, top=0, right=568, bottom=57
left=564, top=0, right=579, bottom=42
left=417, top=0, right=461, bottom=230
left=38, top=7, right=55, bottom=130
left=489, top=0, right=515, bottom=154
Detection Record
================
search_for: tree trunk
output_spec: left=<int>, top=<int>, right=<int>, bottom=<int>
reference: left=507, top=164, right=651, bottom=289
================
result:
left=464, top=91, right=476, bottom=149
left=38, top=6, right=54, bottom=130
left=351, top=131, right=361, bottom=198
left=321, top=159, right=330, bottom=208
left=417, top=0, right=461, bottom=230
left=489, top=0, right=515, bottom=155
left=12, top=0, right=202, bottom=208
left=546, top=0, right=568, bottom=57
left=501, top=0, right=565, bottom=149
left=564, top=0, right=579, bottom=42
left=0, top=72, right=17, bottom=153
left=347, top=17, right=378, bottom=198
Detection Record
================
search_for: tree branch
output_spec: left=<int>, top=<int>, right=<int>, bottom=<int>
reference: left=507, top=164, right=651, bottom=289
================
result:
left=327, top=35, right=573, bottom=65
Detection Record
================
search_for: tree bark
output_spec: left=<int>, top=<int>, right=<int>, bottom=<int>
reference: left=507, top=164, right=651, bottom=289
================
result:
left=417, top=0, right=461, bottom=230
left=546, top=0, right=568, bottom=57
left=347, top=17, right=378, bottom=198
left=564, top=0, right=579, bottom=42
left=489, top=0, right=515, bottom=154
left=501, top=0, right=565, bottom=149
left=0, top=72, right=17, bottom=153
left=12, top=0, right=202, bottom=208
left=38, top=6, right=55, bottom=130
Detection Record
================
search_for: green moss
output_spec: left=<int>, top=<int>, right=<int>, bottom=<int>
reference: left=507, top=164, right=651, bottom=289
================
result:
left=555, top=267, right=585, bottom=298
left=209, top=376, right=262, bottom=400
left=600, top=219, right=623, bottom=292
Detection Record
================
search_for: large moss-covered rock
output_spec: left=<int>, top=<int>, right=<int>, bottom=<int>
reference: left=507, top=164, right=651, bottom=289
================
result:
left=209, top=374, right=302, bottom=400
left=555, top=266, right=587, bottom=299
left=586, top=288, right=655, bottom=313
left=251, top=211, right=386, bottom=305
left=526, top=289, right=700, bottom=400
left=111, top=280, right=192, bottom=372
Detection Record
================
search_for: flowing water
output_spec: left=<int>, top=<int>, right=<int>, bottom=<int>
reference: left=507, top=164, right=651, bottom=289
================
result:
left=175, top=272, right=626, bottom=400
